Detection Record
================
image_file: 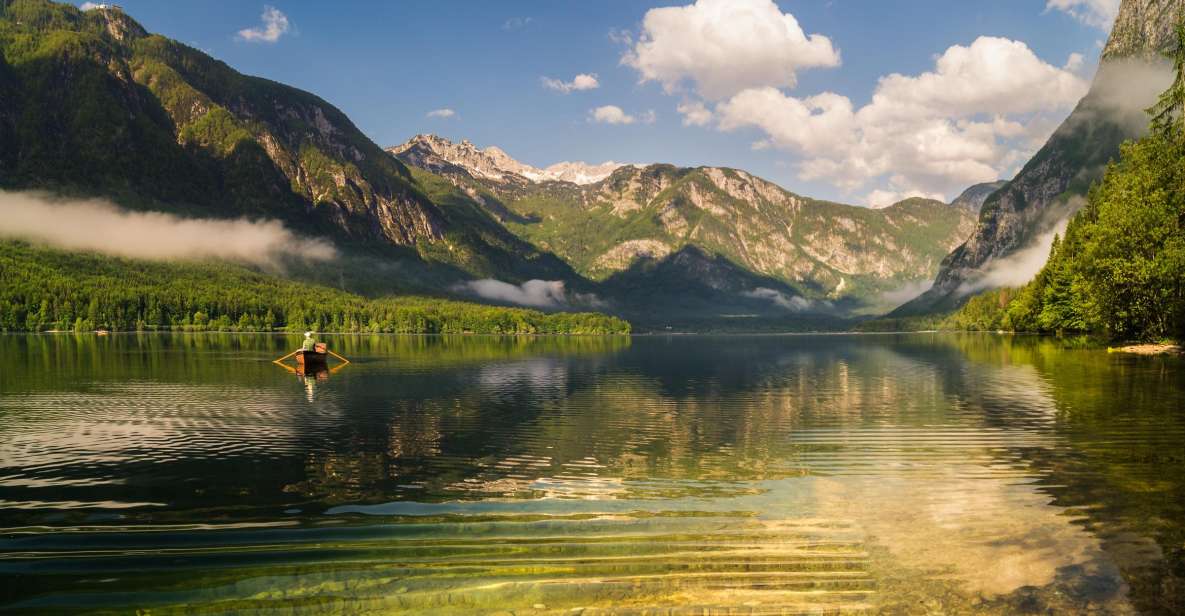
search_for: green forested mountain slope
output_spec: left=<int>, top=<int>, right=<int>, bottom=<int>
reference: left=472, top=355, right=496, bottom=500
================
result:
left=893, top=0, right=1185, bottom=317
left=944, top=27, right=1185, bottom=342
left=392, top=135, right=976, bottom=314
left=1, top=1, right=432, bottom=238
left=944, top=131, right=1185, bottom=341
left=0, top=0, right=571, bottom=287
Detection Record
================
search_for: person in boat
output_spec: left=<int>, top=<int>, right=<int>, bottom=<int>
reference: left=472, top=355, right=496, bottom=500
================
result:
left=302, top=331, right=317, bottom=352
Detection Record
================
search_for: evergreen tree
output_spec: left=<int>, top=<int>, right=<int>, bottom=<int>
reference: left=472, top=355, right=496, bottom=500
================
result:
left=950, top=28, right=1185, bottom=341
left=1147, top=21, right=1185, bottom=135
left=0, top=241, right=631, bottom=335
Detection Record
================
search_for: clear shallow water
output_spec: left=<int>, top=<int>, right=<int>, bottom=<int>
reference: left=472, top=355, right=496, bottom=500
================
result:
left=0, top=333, right=1183, bottom=614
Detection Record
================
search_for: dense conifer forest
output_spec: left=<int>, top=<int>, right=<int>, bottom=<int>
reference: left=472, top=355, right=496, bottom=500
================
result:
left=0, top=241, right=630, bottom=334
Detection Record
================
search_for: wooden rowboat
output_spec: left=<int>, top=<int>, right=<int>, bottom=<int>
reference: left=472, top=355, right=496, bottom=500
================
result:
left=273, top=342, right=348, bottom=375
left=296, top=343, right=329, bottom=369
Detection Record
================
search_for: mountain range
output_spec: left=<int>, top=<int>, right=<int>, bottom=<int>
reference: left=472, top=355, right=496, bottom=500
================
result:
left=391, top=134, right=976, bottom=317
left=0, top=0, right=987, bottom=330
left=0, top=0, right=581, bottom=291
left=3, top=0, right=1157, bottom=332
left=389, top=135, right=633, bottom=186
left=949, top=181, right=1008, bottom=212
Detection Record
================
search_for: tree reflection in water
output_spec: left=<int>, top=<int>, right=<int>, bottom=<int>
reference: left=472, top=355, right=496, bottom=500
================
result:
left=0, top=333, right=1181, bottom=613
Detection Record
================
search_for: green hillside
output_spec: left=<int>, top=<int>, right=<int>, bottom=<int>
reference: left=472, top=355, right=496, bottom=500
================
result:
left=0, top=0, right=571, bottom=287
left=397, top=139, right=977, bottom=315
left=892, top=0, right=1184, bottom=317
left=0, top=0, right=981, bottom=332
left=944, top=125, right=1185, bottom=342
left=940, top=38, right=1185, bottom=343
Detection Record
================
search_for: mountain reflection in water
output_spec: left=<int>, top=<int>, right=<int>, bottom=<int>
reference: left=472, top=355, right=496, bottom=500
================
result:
left=0, top=333, right=1182, bottom=614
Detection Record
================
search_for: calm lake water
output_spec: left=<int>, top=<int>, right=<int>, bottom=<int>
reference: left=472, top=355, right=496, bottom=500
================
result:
left=1, top=333, right=1183, bottom=614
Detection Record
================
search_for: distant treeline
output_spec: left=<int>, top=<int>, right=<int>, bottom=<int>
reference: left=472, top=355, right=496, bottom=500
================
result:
left=0, top=242, right=631, bottom=335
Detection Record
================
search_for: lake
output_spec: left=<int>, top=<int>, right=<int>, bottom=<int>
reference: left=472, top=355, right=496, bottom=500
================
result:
left=1, top=333, right=1183, bottom=614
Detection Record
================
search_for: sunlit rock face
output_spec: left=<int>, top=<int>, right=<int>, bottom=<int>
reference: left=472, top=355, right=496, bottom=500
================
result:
left=388, top=134, right=631, bottom=186
left=1103, top=0, right=1185, bottom=60
left=894, top=0, right=1184, bottom=317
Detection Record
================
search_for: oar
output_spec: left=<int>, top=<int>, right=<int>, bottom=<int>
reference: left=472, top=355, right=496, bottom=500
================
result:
left=272, top=349, right=299, bottom=365
left=327, top=349, right=351, bottom=364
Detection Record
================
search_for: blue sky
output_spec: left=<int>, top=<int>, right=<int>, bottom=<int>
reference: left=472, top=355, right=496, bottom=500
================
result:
left=94, top=1, right=1115, bottom=205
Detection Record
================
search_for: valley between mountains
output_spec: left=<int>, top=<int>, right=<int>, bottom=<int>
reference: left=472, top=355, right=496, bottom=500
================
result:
left=390, top=134, right=979, bottom=323
left=0, top=0, right=1178, bottom=335
left=0, top=0, right=987, bottom=332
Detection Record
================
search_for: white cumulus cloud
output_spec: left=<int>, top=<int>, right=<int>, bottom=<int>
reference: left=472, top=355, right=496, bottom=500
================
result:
left=237, top=5, right=290, bottom=44
left=589, top=105, right=655, bottom=125
left=677, top=101, right=713, bottom=126
left=622, top=0, right=840, bottom=100
left=712, top=36, right=1089, bottom=203
left=426, top=108, right=456, bottom=119
left=502, top=16, right=533, bottom=31
left=1064, top=52, right=1086, bottom=72
left=1046, top=0, right=1121, bottom=29
left=870, top=37, right=1088, bottom=118
left=542, top=73, right=600, bottom=93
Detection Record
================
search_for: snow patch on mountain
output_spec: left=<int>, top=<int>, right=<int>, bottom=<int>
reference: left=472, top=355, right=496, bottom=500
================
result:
left=389, top=134, right=638, bottom=185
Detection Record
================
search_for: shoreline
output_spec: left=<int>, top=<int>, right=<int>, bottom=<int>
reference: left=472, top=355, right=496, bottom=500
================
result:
left=1108, top=343, right=1183, bottom=356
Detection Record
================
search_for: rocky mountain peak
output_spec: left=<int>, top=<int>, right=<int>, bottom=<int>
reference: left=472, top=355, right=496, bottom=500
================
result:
left=86, top=3, right=147, bottom=42
left=388, top=134, right=635, bottom=185
left=949, top=180, right=1007, bottom=212
left=543, top=160, right=633, bottom=185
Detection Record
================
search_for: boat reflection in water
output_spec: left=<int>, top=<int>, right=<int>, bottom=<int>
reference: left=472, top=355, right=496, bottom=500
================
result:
left=273, top=337, right=350, bottom=401
left=271, top=340, right=348, bottom=401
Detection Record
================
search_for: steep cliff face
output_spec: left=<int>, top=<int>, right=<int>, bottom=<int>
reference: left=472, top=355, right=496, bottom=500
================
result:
left=396, top=136, right=976, bottom=313
left=892, top=0, right=1183, bottom=316
left=1104, top=0, right=1185, bottom=59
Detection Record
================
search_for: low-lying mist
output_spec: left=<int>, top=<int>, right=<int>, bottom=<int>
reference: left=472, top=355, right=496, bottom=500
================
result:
left=879, top=279, right=934, bottom=307
left=958, top=217, right=1069, bottom=296
left=0, top=191, right=337, bottom=268
left=454, top=278, right=606, bottom=310
left=741, top=287, right=818, bottom=312
left=1081, top=59, right=1173, bottom=134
